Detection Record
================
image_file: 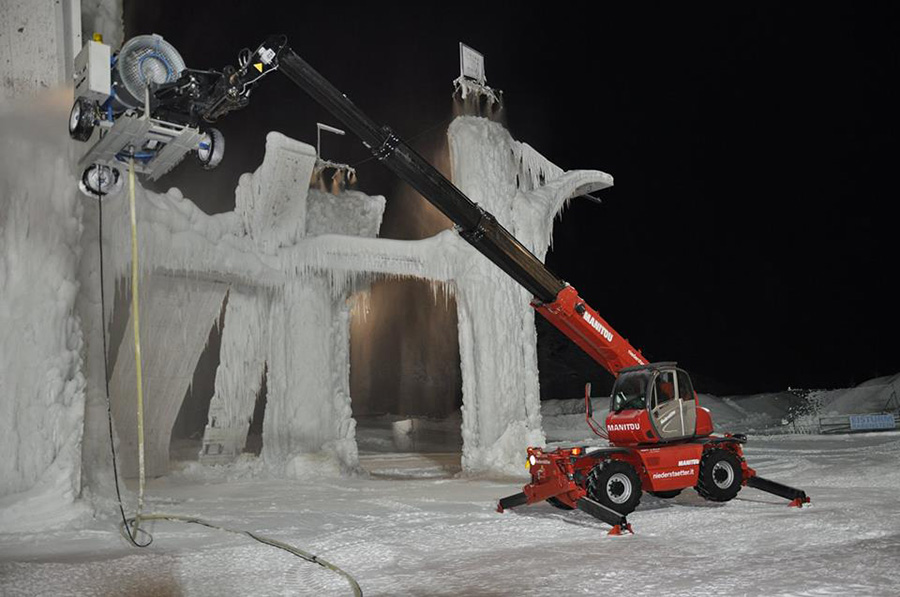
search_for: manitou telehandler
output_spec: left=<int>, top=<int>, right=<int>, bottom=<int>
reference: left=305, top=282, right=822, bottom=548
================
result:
left=70, top=34, right=810, bottom=533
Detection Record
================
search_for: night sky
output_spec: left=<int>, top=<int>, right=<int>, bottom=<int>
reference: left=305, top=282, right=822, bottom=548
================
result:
left=125, top=3, right=898, bottom=397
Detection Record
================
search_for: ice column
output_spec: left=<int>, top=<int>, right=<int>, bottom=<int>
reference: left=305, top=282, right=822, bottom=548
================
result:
left=199, top=289, right=270, bottom=464
left=263, top=280, right=358, bottom=473
left=448, top=117, right=613, bottom=474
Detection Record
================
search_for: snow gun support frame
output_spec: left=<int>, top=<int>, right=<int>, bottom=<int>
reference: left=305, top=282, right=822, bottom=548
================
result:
left=197, top=35, right=809, bottom=533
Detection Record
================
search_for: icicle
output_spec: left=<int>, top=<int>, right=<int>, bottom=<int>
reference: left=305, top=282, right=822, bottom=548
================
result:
left=452, top=76, right=502, bottom=107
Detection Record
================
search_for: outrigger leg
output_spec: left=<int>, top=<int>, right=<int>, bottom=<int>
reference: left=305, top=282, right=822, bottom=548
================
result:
left=576, top=497, right=633, bottom=535
left=497, top=492, right=528, bottom=512
left=747, top=475, right=811, bottom=507
left=497, top=491, right=632, bottom=535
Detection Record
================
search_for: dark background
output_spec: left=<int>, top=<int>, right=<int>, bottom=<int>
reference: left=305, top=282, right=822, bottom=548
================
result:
left=125, top=3, right=898, bottom=401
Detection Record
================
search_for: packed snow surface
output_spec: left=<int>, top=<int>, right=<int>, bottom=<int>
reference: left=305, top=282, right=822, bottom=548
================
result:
left=1, top=429, right=898, bottom=596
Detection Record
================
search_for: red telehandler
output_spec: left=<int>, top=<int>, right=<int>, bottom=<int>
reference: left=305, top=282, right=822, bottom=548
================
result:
left=71, top=35, right=810, bottom=534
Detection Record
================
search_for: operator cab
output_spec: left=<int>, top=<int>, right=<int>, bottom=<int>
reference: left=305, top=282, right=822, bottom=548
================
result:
left=607, top=363, right=709, bottom=444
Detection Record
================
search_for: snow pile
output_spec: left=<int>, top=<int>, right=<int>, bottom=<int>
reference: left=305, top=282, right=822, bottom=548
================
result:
left=0, top=93, right=91, bottom=532
left=812, top=372, right=900, bottom=415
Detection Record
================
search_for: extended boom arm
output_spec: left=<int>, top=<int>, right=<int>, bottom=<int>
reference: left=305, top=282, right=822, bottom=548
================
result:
left=207, top=36, right=646, bottom=377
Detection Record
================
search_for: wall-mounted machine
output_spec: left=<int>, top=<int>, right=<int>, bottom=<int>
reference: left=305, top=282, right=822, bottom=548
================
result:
left=69, top=34, right=226, bottom=196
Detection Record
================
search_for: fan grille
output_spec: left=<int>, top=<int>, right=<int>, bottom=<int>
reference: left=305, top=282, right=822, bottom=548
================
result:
left=117, top=34, right=186, bottom=104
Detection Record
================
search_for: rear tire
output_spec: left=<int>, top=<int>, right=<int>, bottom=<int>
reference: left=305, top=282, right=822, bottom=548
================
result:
left=695, top=448, right=743, bottom=502
left=586, top=459, right=642, bottom=515
left=547, top=497, right=575, bottom=511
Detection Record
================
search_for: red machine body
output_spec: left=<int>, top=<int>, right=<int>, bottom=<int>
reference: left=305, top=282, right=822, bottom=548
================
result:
left=498, top=288, right=811, bottom=533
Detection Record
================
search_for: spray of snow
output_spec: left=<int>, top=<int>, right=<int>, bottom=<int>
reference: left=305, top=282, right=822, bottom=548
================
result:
left=0, top=92, right=92, bottom=531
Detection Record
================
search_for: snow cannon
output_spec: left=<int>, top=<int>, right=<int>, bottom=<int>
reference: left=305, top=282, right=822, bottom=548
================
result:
left=69, top=34, right=226, bottom=197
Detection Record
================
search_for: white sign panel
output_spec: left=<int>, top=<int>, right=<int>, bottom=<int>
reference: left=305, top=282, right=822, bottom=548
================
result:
left=459, top=42, right=486, bottom=85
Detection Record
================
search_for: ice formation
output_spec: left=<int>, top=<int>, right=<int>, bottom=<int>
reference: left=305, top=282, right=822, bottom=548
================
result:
left=94, top=119, right=613, bottom=478
left=0, top=94, right=91, bottom=531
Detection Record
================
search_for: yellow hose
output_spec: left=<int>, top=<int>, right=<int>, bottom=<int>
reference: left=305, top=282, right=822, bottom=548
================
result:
left=128, top=157, right=146, bottom=525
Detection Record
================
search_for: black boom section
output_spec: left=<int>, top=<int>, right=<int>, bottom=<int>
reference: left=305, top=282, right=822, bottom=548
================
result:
left=576, top=497, right=629, bottom=528
left=276, top=43, right=566, bottom=304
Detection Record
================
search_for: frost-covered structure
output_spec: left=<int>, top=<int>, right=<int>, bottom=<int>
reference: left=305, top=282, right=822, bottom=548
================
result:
left=0, top=0, right=618, bottom=529
left=97, top=133, right=386, bottom=478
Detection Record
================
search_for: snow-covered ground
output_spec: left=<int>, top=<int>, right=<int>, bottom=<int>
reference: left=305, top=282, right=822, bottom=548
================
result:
left=2, top=428, right=898, bottom=596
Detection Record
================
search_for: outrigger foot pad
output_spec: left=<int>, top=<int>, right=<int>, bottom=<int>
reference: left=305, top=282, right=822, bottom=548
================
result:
left=788, top=497, right=811, bottom=508
left=747, top=475, right=810, bottom=506
left=607, top=523, right=634, bottom=536
left=497, top=492, right=528, bottom=513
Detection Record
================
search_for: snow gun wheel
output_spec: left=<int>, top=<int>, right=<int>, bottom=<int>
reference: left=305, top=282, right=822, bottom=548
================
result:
left=69, top=97, right=96, bottom=142
left=197, top=127, right=225, bottom=170
left=695, top=448, right=743, bottom=502
left=586, top=460, right=642, bottom=515
left=79, top=164, right=123, bottom=198
left=547, top=497, right=575, bottom=511
left=650, top=489, right=682, bottom=499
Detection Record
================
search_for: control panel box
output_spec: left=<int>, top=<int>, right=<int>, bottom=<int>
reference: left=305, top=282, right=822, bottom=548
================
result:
left=74, top=40, right=111, bottom=103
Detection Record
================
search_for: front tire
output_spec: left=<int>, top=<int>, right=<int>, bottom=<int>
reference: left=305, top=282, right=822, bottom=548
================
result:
left=695, top=448, right=743, bottom=502
left=586, top=459, right=642, bottom=514
left=69, top=97, right=96, bottom=142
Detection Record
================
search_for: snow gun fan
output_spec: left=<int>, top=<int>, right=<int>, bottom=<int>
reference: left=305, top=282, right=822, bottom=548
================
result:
left=69, top=33, right=227, bottom=197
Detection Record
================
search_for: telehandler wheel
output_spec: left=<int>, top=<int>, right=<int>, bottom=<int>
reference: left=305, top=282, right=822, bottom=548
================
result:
left=586, top=460, right=642, bottom=515
left=650, top=489, right=682, bottom=499
left=695, top=448, right=743, bottom=502
left=547, top=497, right=575, bottom=511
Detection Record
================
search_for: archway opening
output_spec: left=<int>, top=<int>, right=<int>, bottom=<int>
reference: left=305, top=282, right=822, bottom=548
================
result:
left=349, top=279, right=463, bottom=476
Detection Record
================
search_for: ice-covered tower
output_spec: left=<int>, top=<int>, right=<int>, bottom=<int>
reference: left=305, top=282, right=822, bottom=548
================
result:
left=448, top=117, right=613, bottom=473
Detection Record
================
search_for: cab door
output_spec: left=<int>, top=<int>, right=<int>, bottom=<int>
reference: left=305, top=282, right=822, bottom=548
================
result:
left=649, top=369, right=697, bottom=441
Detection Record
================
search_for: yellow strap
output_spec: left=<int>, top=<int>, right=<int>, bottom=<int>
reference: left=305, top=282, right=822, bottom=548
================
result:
left=128, top=158, right=146, bottom=524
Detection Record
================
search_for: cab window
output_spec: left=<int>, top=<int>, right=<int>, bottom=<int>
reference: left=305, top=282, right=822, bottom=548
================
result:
left=611, top=371, right=650, bottom=412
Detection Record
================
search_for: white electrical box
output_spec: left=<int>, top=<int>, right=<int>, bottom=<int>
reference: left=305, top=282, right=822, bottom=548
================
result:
left=73, top=40, right=111, bottom=103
